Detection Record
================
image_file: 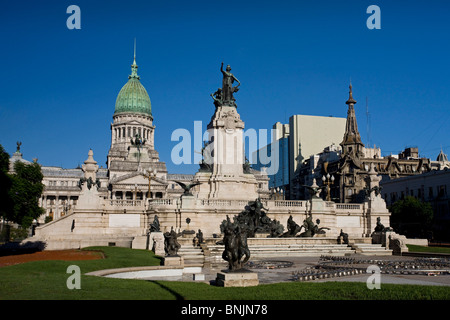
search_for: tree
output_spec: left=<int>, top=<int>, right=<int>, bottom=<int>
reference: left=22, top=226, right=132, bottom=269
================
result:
left=0, top=145, right=12, bottom=220
left=389, top=196, right=434, bottom=239
left=6, top=160, right=45, bottom=228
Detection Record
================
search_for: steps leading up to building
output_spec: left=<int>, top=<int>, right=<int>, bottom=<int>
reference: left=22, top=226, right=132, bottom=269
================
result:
left=204, top=243, right=356, bottom=259
left=350, top=243, right=392, bottom=256
left=178, top=245, right=205, bottom=266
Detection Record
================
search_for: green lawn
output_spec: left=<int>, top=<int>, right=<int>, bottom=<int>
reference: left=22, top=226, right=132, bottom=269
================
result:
left=407, top=244, right=450, bottom=254
left=0, top=246, right=449, bottom=300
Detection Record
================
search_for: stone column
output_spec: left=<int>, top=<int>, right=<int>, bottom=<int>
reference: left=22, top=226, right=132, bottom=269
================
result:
left=55, top=195, right=60, bottom=219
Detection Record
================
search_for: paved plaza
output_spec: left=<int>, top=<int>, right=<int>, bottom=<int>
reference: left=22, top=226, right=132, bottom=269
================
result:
left=132, top=255, right=450, bottom=287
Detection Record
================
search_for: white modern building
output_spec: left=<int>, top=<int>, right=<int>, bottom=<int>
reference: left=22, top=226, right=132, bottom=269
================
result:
left=252, top=115, right=346, bottom=198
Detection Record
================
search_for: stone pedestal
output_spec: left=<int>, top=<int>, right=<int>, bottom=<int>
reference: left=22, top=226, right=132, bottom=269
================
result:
left=310, top=197, right=325, bottom=211
left=371, top=231, right=409, bottom=255
left=193, top=105, right=259, bottom=201
left=193, top=273, right=205, bottom=281
left=150, top=232, right=165, bottom=256
left=182, top=230, right=196, bottom=238
left=371, top=231, right=383, bottom=245
left=385, top=231, right=409, bottom=255
left=215, top=269, right=259, bottom=287
left=162, top=255, right=184, bottom=267
left=180, top=195, right=196, bottom=209
left=131, top=236, right=147, bottom=249
left=254, top=232, right=270, bottom=238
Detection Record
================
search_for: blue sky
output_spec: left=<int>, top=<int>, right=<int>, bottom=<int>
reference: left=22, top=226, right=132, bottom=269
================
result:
left=0, top=0, right=449, bottom=174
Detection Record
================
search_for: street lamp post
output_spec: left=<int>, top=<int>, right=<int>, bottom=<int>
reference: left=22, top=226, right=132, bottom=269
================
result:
left=271, top=187, right=285, bottom=200
left=143, top=169, right=157, bottom=200
left=134, top=183, right=142, bottom=204
left=322, top=173, right=335, bottom=201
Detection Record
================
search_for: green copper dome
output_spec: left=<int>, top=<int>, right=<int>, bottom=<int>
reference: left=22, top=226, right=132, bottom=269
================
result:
left=114, top=57, right=152, bottom=116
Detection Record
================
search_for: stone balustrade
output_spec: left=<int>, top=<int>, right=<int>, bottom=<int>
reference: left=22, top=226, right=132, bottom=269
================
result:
left=335, top=203, right=363, bottom=212
left=147, top=198, right=310, bottom=212
left=103, top=197, right=367, bottom=218
left=105, top=199, right=144, bottom=210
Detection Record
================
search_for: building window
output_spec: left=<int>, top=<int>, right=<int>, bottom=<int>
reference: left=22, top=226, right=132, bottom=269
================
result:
left=438, top=185, right=447, bottom=197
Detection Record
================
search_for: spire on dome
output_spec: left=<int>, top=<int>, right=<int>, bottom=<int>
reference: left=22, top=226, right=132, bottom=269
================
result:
left=133, top=38, right=137, bottom=65
left=130, top=39, right=140, bottom=80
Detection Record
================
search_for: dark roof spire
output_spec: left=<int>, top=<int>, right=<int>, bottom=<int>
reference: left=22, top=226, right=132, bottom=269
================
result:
left=341, top=82, right=364, bottom=152
left=346, top=81, right=356, bottom=105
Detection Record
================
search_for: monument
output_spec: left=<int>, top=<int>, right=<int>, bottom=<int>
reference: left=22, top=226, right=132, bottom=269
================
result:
left=193, top=62, right=260, bottom=201
left=76, top=150, right=102, bottom=210
left=162, top=226, right=184, bottom=266
left=215, top=215, right=259, bottom=287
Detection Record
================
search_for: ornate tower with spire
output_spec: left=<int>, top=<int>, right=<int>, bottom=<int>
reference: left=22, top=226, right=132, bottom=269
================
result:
left=340, top=82, right=365, bottom=158
left=336, top=83, right=367, bottom=203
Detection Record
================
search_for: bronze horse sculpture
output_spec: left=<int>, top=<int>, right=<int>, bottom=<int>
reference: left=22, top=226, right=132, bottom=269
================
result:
left=220, top=216, right=250, bottom=271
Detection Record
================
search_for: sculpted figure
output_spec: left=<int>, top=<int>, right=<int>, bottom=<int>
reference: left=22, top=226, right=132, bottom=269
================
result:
left=220, top=62, right=241, bottom=106
left=312, top=219, right=330, bottom=236
left=164, top=227, right=181, bottom=256
left=211, top=88, right=223, bottom=107
left=149, top=215, right=160, bottom=233
left=299, top=215, right=314, bottom=237
left=220, top=216, right=250, bottom=271
left=281, top=215, right=302, bottom=237
left=173, top=180, right=201, bottom=196
left=196, top=229, right=204, bottom=244
left=374, top=217, right=392, bottom=232
left=338, top=229, right=349, bottom=244
left=299, top=216, right=329, bottom=237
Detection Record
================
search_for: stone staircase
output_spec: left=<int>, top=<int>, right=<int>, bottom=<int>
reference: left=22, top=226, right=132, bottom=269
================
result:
left=157, top=236, right=395, bottom=265
left=204, top=243, right=355, bottom=261
left=350, top=243, right=392, bottom=256
left=178, top=245, right=205, bottom=266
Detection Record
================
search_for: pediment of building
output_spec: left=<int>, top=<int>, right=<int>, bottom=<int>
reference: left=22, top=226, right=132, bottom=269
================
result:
left=110, top=172, right=167, bottom=186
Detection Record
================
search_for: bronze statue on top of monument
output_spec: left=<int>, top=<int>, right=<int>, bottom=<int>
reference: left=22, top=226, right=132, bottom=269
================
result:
left=211, top=62, right=241, bottom=107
